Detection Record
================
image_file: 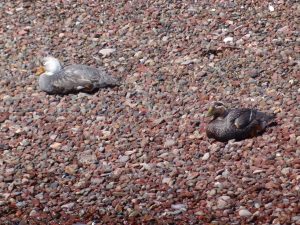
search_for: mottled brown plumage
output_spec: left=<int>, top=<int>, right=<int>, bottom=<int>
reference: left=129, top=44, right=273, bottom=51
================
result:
left=206, top=102, right=275, bottom=142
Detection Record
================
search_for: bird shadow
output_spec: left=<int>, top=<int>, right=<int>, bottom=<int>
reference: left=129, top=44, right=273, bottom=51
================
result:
left=51, top=85, right=120, bottom=96
left=268, top=121, right=278, bottom=128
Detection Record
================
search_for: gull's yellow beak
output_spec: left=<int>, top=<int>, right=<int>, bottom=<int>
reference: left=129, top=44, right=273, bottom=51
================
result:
left=206, top=107, right=214, bottom=117
left=36, top=66, right=45, bottom=76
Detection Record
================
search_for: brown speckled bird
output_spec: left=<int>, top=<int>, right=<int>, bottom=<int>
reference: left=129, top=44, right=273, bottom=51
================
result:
left=206, top=101, right=275, bottom=142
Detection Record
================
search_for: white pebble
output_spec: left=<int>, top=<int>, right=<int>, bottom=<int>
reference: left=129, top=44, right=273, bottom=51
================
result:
left=239, top=209, right=252, bottom=217
left=162, top=177, right=172, bottom=185
left=171, top=204, right=187, bottom=211
left=99, top=48, right=116, bottom=57
left=223, top=37, right=234, bottom=43
left=202, top=152, right=210, bottom=161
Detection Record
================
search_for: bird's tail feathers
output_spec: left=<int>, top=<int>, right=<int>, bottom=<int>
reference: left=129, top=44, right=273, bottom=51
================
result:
left=257, top=112, right=276, bottom=129
left=104, top=76, right=121, bottom=87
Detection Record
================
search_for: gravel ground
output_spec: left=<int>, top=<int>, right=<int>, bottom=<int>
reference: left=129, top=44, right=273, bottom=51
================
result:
left=0, top=1, right=299, bottom=224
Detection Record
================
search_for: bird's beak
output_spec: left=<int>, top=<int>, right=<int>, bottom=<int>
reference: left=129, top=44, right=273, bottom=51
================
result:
left=36, top=66, right=45, bottom=76
left=206, top=107, right=214, bottom=117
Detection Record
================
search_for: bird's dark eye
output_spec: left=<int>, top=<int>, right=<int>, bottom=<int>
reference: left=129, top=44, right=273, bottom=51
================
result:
left=215, top=102, right=224, bottom=106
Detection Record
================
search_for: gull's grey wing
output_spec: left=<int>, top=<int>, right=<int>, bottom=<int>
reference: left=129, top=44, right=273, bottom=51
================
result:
left=51, top=65, right=119, bottom=93
left=63, top=65, right=119, bottom=87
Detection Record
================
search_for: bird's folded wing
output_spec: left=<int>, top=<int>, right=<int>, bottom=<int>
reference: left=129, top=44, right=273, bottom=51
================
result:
left=51, top=66, right=95, bottom=91
left=65, top=65, right=107, bottom=81
left=232, top=109, right=257, bottom=129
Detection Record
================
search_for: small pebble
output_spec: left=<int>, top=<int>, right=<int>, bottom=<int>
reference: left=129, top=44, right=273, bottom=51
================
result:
left=239, top=209, right=252, bottom=217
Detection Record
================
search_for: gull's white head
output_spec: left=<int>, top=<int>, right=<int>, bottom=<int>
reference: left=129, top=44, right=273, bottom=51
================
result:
left=43, top=56, right=62, bottom=75
left=36, top=56, right=62, bottom=76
